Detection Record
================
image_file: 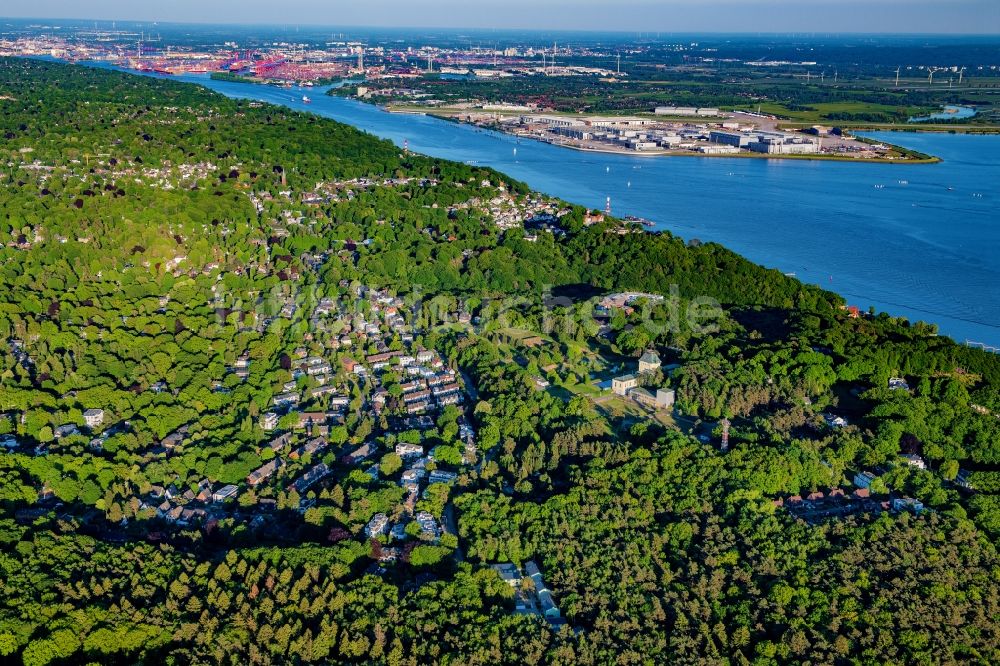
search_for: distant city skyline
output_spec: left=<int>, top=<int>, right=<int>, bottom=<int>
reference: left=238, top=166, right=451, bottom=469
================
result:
left=2, top=1, right=999, bottom=35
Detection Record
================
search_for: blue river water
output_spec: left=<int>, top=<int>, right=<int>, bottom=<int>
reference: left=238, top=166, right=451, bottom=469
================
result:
left=909, top=105, right=977, bottom=122
left=90, top=65, right=1000, bottom=348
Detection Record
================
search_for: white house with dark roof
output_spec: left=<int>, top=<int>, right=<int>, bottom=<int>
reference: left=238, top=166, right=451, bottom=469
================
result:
left=83, top=409, right=105, bottom=428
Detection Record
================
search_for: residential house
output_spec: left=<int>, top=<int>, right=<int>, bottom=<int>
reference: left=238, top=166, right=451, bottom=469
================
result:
left=212, top=485, right=239, bottom=502
left=899, top=453, right=927, bottom=470
left=268, top=432, right=293, bottom=452
left=83, top=408, right=105, bottom=429
left=260, top=412, right=279, bottom=431
left=365, top=513, right=390, bottom=538
left=853, top=471, right=876, bottom=489
left=296, top=412, right=328, bottom=431
left=161, top=427, right=188, bottom=451
left=491, top=563, right=522, bottom=587
left=824, top=414, right=848, bottom=428
left=293, top=463, right=331, bottom=493
left=892, top=497, right=924, bottom=514
left=525, top=560, right=561, bottom=619
left=273, top=392, right=300, bottom=407
left=538, top=589, right=561, bottom=619
left=401, top=468, right=426, bottom=485
left=54, top=424, right=80, bottom=439
left=248, top=458, right=284, bottom=486
left=311, top=385, right=340, bottom=399
left=400, top=380, right=426, bottom=393
left=396, top=443, right=424, bottom=459
left=415, top=511, right=441, bottom=539
left=343, top=443, right=373, bottom=465
left=612, top=374, right=638, bottom=396
left=437, top=393, right=460, bottom=407
left=290, top=437, right=328, bottom=460
left=429, top=470, right=458, bottom=485
left=432, top=382, right=461, bottom=396
left=888, top=377, right=911, bottom=391
left=306, top=362, right=333, bottom=376
left=404, top=390, right=432, bottom=403
left=180, top=508, right=207, bottom=524
left=407, top=401, right=430, bottom=414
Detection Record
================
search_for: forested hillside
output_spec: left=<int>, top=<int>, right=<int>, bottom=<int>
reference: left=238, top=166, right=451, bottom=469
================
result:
left=1, top=57, right=999, bottom=665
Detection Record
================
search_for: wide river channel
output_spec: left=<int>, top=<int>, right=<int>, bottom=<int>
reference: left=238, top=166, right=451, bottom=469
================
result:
left=93, top=64, right=1000, bottom=349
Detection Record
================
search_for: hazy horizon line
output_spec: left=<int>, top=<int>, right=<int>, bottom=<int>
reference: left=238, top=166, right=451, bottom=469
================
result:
left=3, top=15, right=999, bottom=38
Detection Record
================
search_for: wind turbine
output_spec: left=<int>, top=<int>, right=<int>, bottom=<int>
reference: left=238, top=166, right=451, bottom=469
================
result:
left=895, top=66, right=901, bottom=87
left=958, top=67, right=966, bottom=85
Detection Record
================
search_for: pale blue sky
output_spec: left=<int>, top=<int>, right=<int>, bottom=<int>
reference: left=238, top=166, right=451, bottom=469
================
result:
left=4, top=0, right=999, bottom=34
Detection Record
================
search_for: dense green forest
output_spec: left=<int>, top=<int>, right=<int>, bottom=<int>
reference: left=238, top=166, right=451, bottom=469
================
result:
left=1, top=57, right=1000, bottom=665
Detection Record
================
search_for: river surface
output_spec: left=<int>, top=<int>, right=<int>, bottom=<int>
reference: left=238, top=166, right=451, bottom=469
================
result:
left=89, top=64, right=1000, bottom=348
left=909, top=105, right=977, bottom=122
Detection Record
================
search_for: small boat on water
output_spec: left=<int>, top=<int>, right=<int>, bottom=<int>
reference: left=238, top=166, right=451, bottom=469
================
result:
left=624, top=215, right=654, bottom=227
left=302, top=96, right=312, bottom=104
